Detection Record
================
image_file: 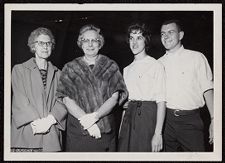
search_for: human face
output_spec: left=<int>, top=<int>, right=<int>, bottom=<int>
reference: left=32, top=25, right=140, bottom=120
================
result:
left=34, top=34, right=53, bottom=59
left=129, top=30, right=146, bottom=55
left=81, top=30, right=101, bottom=57
left=161, top=23, right=184, bottom=53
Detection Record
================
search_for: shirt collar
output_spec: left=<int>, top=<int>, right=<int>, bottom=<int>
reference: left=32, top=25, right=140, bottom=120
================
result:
left=166, top=45, right=184, bottom=57
left=133, top=55, right=150, bottom=62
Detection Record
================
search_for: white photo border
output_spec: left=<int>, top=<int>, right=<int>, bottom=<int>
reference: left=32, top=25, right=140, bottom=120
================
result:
left=4, top=3, right=222, bottom=161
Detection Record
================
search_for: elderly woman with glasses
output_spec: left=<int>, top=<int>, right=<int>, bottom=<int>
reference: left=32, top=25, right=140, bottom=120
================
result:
left=11, top=27, right=67, bottom=152
left=56, top=24, right=128, bottom=152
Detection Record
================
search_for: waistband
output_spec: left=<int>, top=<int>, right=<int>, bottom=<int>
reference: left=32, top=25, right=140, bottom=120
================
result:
left=129, top=100, right=156, bottom=106
left=167, top=108, right=200, bottom=117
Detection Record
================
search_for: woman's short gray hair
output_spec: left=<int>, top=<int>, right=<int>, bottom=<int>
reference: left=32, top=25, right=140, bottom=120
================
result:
left=27, top=27, right=55, bottom=53
left=77, top=24, right=104, bottom=49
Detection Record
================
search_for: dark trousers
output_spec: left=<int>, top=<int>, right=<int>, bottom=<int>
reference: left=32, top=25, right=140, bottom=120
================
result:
left=164, top=108, right=205, bottom=152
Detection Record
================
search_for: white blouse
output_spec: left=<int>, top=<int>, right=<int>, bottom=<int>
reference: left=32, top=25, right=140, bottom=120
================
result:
left=123, top=55, right=166, bottom=103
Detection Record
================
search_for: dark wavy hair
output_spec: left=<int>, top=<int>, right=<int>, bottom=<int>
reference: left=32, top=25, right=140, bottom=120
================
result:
left=127, top=23, right=151, bottom=52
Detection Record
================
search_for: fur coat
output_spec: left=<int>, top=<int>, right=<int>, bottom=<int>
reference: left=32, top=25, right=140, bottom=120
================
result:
left=56, top=54, right=128, bottom=133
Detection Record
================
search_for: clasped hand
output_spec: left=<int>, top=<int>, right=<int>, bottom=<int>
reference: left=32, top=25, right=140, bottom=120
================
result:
left=79, top=112, right=101, bottom=139
left=79, top=112, right=99, bottom=129
left=87, top=124, right=101, bottom=139
left=31, top=115, right=56, bottom=135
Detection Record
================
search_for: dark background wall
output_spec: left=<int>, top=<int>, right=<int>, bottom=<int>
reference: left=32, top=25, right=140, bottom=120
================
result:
left=11, top=11, right=214, bottom=151
left=11, top=11, right=213, bottom=71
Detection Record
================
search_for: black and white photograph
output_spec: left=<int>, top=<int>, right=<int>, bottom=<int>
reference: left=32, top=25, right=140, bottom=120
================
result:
left=4, top=3, right=222, bottom=161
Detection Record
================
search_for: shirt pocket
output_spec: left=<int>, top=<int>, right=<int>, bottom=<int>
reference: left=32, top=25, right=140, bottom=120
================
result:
left=179, top=65, right=196, bottom=86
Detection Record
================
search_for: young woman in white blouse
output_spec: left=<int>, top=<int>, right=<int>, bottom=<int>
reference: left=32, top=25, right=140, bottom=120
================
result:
left=118, top=23, right=166, bottom=152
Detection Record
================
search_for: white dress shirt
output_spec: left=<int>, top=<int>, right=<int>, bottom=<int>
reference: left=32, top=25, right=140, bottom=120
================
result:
left=158, top=46, right=213, bottom=110
left=124, top=55, right=166, bottom=103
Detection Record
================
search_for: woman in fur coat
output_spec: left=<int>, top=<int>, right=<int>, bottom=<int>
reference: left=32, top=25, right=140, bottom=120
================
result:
left=56, top=24, right=128, bottom=152
left=11, top=27, right=67, bottom=152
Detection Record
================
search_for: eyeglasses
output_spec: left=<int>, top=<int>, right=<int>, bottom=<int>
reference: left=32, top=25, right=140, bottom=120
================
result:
left=34, top=41, right=53, bottom=47
left=81, top=38, right=99, bottom=45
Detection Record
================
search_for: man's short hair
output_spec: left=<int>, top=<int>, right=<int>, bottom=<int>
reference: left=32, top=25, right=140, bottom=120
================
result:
left=161, top=19, right=183, bottom=32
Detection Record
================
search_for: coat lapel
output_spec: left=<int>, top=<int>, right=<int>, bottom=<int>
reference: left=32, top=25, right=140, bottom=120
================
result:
left=45, top=62, right=57, bottom=106
left=23, top=58, right=45, bottom=116
left=23, top=58, right=57, bottom=114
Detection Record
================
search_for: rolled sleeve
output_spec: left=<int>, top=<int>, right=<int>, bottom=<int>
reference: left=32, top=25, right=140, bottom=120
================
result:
left=108, top=67, right=128, bottom=106
left=154, top=63, right=166, bottom=103
left=197, top=53, right=213, bottom=93
left=50, top=100, right=67, bottom=131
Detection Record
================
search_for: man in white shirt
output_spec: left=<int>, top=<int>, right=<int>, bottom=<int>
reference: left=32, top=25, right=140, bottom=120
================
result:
left=158, top=19, right=213, bottom=151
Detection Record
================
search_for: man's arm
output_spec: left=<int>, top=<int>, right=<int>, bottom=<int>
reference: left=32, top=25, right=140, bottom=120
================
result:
left=204, top=89, right=214, bottom=118
left=204, top=89, right=214, bottom=144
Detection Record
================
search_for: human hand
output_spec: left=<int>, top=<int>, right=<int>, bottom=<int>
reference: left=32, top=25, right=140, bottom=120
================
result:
left=209, top=121, right=214, bottom=144
left=87, top=124, right=101, bottom=139
left=79, top=112, right=99, bottom=130
left=31, top=115, right=56, bottom=134
left=151, top=133, right=163, bottom=152
left=30, top=120, right=39, bottom=135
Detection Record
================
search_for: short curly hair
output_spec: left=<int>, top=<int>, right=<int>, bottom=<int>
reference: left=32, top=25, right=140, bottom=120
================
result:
left=77, top=24, right=104, bottom=49
left=127, top=23, right=151, bottom=52
left=27, top=27, right=55, bottom=53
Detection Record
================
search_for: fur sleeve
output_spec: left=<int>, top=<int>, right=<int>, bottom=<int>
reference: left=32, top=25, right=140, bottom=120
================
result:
left=108, top=63, right=128, bottom=106
left=56, top=63, right=79, bottom=100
